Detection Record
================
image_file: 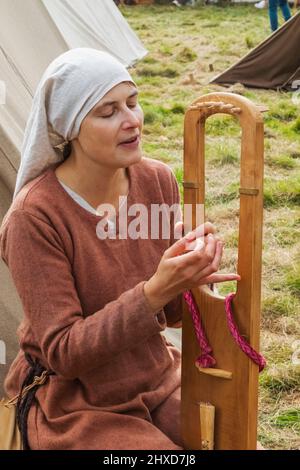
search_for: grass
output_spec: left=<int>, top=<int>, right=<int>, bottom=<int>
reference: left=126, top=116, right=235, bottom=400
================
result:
left=286, top=263, right=300, bottom=298
left=263, top=177, right=300, bottom=208
left=262, top=294, right=300, bottom=320
left=267, top=155, right=297, bottom=170
left=273, top=409, right=300, bottom=431
left=136, top=64, right=180, bottom=78
left=122, top=3, right=300, bottom=449
left=260, top=365, right=300, bottom=396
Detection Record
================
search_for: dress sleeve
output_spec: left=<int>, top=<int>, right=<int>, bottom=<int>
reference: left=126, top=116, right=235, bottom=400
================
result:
left=0, top=210, right=167, bottom=379
left=163, top=168, right=183, bottom=328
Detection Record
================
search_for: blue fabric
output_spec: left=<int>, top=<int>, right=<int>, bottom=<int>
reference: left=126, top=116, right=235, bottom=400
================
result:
left=269, top=0, right=291, bottom=31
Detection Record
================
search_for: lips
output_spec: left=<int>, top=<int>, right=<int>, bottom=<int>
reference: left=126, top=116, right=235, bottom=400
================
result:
left=119, top=135, right=139, bottom=145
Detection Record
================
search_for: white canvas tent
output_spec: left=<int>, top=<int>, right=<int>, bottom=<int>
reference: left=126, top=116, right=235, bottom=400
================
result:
left=42, top=0, right=148, bottom=67
left=0, top=0, right=148, bottom=394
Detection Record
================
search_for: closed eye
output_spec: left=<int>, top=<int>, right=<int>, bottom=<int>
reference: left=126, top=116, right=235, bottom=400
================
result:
left=100, top=110, right=115, bottom=119
left=100, top=102, right=138, bottom=118
left=128, top=102, right=138, bottom=108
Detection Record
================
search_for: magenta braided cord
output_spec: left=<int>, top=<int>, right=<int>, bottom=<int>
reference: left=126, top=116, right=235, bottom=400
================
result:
left=183, top=290, right=266, bottom=372
left=183, top=291, right=216, bottom=368
left=225, top=293, right=266, bottom=372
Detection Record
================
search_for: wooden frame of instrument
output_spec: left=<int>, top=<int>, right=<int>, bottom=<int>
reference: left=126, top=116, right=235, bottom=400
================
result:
left=181, top=92, right=265, bottom=450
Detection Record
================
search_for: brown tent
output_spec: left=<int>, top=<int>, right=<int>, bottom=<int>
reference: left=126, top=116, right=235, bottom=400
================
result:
left=211, top=12, right=300, bottom=91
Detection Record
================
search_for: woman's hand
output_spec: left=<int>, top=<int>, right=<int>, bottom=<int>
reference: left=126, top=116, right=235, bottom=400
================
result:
left=144, top=222, right=240, bottom=311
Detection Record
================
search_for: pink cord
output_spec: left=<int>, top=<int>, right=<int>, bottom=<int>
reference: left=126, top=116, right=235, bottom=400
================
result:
left=183, top=291, right=216, bottom=368
left=183, top=290, right=266, bottom=372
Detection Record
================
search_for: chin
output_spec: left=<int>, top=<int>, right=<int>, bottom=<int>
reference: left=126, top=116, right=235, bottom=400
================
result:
left=123, top=150, right=143, bottom=167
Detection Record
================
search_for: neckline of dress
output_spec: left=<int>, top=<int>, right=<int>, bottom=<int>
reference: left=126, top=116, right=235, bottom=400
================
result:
left=48, top=161, right=135, bottom=223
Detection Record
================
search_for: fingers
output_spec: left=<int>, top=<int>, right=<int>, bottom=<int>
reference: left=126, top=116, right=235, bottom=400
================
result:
left=174, top=221, right=184, bottom=241
left=172, top=222, right=216, bottom=252
left=164, top=230, right=196, bottom=259
left=204, top=233, right=218, bottom=261
left=193, top=222, right=216, bottom=238
left=184, top=222, right=216, bottom=252
left=200, top=273, right=241, bottom=284
left=185, top=236, right=204, bottom=251
left=166, top=223, right=228, bottom=284
left=193, top=240, right=223, bottom=281
left=177, top=232, right=218, bottom=268
left=164, top=235, right=218, bottom=291
left=166, top=219, right=241, bottom=292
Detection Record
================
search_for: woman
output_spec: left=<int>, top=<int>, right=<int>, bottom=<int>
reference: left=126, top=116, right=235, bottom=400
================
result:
left=0, top=48, right=240, bottom=450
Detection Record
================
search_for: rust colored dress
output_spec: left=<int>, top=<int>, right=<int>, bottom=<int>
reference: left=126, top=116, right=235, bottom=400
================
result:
left=0, top=157, right=183, bottom=450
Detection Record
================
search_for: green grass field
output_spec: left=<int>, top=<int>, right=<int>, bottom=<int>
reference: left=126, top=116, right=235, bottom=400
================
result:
left=122, top=2, right=300, bottom=450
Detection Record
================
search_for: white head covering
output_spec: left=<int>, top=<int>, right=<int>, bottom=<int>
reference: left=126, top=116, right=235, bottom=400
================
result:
left=13, top=48, right=135, bottom=200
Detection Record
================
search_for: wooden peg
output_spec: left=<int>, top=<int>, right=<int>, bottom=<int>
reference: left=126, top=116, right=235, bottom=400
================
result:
left=239, top=188, right=259, bottom=196
left=195, top=363, right=233, bottom=380
left=199, top=402, right=215, bottom=450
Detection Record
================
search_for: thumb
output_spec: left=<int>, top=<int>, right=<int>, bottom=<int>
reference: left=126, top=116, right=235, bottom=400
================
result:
left=165, top=230, right=195, bottom=259
left=174, top=221, right=184, bottom=240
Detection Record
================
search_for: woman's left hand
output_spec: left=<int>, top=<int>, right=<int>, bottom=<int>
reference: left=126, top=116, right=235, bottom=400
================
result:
left=176, top=221, right=241, bottom=286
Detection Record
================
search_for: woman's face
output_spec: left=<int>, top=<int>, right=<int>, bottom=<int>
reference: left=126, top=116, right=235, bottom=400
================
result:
left=74, top=82, right=143, bottom=169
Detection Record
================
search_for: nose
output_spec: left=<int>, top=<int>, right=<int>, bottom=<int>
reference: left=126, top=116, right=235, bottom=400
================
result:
left=122, top=106, right=141, bottom=129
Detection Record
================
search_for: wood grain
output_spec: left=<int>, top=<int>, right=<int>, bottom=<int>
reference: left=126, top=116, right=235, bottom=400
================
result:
left=181, top=92, right=264, bottom=450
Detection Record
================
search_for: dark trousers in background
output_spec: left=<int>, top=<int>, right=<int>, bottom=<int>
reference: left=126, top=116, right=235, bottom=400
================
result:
left=269, top=0, right=291, bottom=31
